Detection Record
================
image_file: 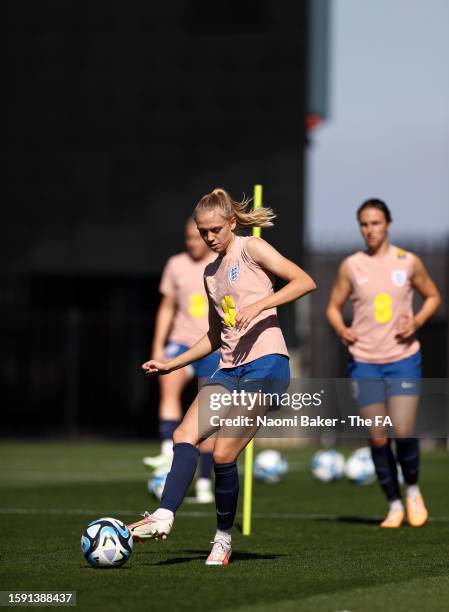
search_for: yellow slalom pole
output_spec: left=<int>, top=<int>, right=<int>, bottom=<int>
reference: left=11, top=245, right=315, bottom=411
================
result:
left=242, top=184, right=263, bottom=536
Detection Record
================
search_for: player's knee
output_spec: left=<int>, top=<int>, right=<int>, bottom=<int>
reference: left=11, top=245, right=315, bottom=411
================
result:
left=172, top=427, right=182, bottom=444
left=172, top=426, right=189, bottom=445
left=173, top=426, right=198, bottom=447
left=394, top=429, right=414, bottom=440
left=213, top=449, right=237, bottom=464
left=371, top=436, right=389, bottom=447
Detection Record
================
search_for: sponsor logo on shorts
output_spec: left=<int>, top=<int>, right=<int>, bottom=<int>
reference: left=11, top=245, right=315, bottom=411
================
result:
left=401, top=381, right=416, bottom=389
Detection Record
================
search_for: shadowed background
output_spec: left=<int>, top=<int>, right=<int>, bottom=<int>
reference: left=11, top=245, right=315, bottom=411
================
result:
left=3, top=1, right=448, bottom=437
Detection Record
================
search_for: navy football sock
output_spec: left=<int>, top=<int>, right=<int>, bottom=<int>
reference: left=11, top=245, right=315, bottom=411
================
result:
left=395, top=438, right=420, bottom=485
left=159, top=419, right=180, bottom=441
left=214, top=461, right=239, bottom=531
left=370, top=441, right=401, bottom=502
left=199, top=452, right=214, bottom=480
left=160, top=443, right=199, bottom=513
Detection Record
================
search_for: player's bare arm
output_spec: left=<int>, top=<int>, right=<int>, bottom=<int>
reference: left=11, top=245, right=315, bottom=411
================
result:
left=143, top=286, right=221, bottom=376
left=396, top=255, right=442, bottom=339
left=142, top=330, right=220, bottom=376
left=326, top=259, right=358, bottom=345
left=151, top=295, right=176, bottom=360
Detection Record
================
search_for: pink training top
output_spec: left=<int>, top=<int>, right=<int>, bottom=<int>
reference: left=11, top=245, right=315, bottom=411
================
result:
left=204, top=235, right=289, bottom=368
left=345, top=244, right=420, bottom=364
left=159, top=252, right=215, bottom=347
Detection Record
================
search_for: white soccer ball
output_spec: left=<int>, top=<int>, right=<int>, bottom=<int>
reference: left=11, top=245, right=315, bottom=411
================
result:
left=147, top=467, right=169, bottom=500
left=344, top=447, right=376, bottom=486
left=81, top=517, right=133, bottom=568
left=254, top=449, right=289, bottom=484
left=310, top=449, right=345, bottom=482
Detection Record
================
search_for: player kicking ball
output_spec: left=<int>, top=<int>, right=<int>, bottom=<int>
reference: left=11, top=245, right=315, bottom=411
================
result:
left=129, top=188, right=316, bottom=564
left=142, top=218, right=219, bottom=503
left=327, top=199, right=441, bottom=528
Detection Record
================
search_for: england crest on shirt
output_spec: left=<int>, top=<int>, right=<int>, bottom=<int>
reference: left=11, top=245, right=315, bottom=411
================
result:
left=228, top=262, right=240, bottom=284
left=391, top=269, right=407, bottom=287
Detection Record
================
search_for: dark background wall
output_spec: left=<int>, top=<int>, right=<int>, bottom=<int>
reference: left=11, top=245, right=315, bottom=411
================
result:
left=3, top=1, right=308, bottom=437
left=5, top=1, right=307, bottom=275
left=5, top=2, right=445, bottom=439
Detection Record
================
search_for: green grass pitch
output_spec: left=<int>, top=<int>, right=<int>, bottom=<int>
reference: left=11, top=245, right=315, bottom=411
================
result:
left=1, top=442, right=448, bottom=612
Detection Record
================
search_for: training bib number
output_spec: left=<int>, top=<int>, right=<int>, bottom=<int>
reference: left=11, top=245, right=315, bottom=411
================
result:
left=188, top=293, right=207, bottom=319
left=374, top=292, right=392, bottom=323
left=221, top=295, right=236, bottom=328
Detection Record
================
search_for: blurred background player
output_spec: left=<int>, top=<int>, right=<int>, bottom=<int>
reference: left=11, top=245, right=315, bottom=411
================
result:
left=327, top=199, right=441, bottom=528
left=130, top=188, right=316, bottom=565
left=143, top=218, right=220, bottom=503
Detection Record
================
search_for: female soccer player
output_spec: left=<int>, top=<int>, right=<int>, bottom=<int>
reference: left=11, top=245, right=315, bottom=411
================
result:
left=327, top=199, right=441, bottom=528
left=129, top=188, right=316, bottom=564
left=143, top=219, right=219, bottom=503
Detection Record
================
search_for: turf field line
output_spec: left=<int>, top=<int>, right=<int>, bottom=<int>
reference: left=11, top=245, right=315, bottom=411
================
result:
left=0, top=471, right=147, bottom=481
left=0, top=461, right=306, bottom=479
left=0, top=470, right=147, bottom=476
left=1, top=507, right=449, bottom=522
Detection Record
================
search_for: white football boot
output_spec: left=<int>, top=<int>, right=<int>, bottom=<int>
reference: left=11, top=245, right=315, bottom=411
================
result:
left=128, top=511, right=174, bottom=542
left=142, top=453, right=172, bottom=471
left=205, top=540, right=232, bottom=566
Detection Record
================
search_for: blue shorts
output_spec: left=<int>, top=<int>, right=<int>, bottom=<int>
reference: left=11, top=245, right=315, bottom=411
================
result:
left=203, top=354, right=291, bottom=396
left=348, top=352, right=422, bottom=408
left=164, top=342, right=220, bottom=378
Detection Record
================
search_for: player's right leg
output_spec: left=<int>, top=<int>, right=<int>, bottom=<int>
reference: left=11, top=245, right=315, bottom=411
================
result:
left=142, top=366, right=188, bottom=471
left=130, top=388, right=215, bottom=541
left=194, top=373, right=219, bottom=503
left=360, top=403, right=404, bottom=527
left=372, top=440, right=405, bottom=527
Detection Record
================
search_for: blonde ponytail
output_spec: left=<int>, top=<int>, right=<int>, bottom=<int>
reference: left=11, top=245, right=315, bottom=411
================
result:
left=194, top=188, right=276, bottom=229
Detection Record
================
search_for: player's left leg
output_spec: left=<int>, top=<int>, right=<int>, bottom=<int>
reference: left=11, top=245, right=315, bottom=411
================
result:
left=206, top=359, right=290, bottom=565
left=385, top=352, right=427, bottom=526
left=206, top=433, right=259, bottom=566
left=388, top=394, right=428, bottom=527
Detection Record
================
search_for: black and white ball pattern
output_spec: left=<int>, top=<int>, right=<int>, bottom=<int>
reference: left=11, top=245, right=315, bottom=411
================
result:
left=81, top=517, right=133, bottom=568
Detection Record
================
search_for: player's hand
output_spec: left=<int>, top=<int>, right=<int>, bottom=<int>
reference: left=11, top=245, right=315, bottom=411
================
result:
left=395, top=315, right=417, bottom=340
left=235, top=303, right=264, bottom=331
left=141, top=359, right=173, bottom=376
left=339, top=327, right=358, bottom=346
